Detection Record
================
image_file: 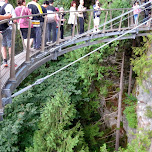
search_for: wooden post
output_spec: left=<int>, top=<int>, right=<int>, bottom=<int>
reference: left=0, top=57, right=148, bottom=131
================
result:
left=102, top=11, right=108, bottom=33
left=0, top=33, right=3, bottom=121
left=72, top=14, right=77, bottom=38
left=149, top=139, right=152, bottom=152
left=148, top=9, right=152, bottom=28
left=110, top=10, right=112, bottom=29
left=115, top=52, right=125, bottom=151
left=10, top=23, right=16, bottom=82
left=128, top=10, right=130, bottom=28
left=26, top=19, right=32, bottom=63
left=76, top=24, right=79, bottom=35
left=56, top=13, right=61, bottom=45
left=88, top=11, right=93, bottom=31
left=131, top=12, right=134, bottom=26
left=41, top=15, right=47, bottom=52
left=118, top=10, right=124, bottom=31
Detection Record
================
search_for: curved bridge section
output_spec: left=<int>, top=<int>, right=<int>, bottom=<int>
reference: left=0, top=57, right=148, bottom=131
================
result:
left=0, top=3, right=152, bottom=118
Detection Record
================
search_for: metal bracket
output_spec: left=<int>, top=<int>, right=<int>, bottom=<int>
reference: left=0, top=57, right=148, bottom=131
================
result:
left=2, top=89, right=12, bottom=106
left=52, top=49, right=58, bottom=60
left=0, top=109, right=3, bottom=121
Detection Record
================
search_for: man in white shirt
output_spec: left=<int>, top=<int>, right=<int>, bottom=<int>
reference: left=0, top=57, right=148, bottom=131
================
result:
left=0, top=0, right=16, bottom=67
left=78, top=0, right=86, bottom=34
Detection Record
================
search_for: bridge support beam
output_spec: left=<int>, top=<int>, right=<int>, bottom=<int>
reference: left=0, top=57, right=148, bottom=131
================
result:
left=0, top=33, right=3, bottom=121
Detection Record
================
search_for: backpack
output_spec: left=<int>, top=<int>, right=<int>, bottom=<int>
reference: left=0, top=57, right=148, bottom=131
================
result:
left=47, top=10, right=56, bottom=23
left=0, top=3, right=9, bottom=31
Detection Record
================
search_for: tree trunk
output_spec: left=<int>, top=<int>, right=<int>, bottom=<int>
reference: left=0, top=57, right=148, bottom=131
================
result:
left=115, top=52, right=125, bottom=151
left=149, top=139, right=152, bottom=152
left=128, top=40, right=136, bottom=95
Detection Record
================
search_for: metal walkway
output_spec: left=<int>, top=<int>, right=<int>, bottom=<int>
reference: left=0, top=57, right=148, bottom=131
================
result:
left=0, top=2, right=152, bottom=118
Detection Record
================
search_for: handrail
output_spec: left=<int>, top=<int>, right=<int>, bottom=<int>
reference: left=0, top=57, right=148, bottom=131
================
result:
left=0, top=0, right=151, bottom=25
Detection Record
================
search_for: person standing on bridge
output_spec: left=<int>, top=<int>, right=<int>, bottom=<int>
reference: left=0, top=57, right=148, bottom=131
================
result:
left=133, top=1, right=141, bottom=26
left=27, top=0, right=43, bottom=50
left=60, top=7, right=66, bottom=39
left=0, top=0, right=16, bottom=67
left=15, top=0, right=34, bottom=49
left=46, top=0, right=56, bottom=43
left=93, top=0, right=104, bottom=32
left=78, top=0, right=86, bottom=34
left=68, top=1, right=77, bottom=35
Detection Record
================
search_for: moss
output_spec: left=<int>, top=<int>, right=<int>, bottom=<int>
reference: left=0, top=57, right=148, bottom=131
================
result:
left=145, top=106, right=152, bottom=118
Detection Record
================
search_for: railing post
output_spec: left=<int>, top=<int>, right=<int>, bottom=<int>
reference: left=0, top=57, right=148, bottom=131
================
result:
left=148, top=9, right=152, bottom=28
left=10, top=23, right=16, bottom=82
left=72, top=14, right=77, bottom=38
left=118, top=10, right=124, bottom=31
left=131, top=12, right=133, bottom=26
left=76, top=24, right=79, bottom=35
left=88, top=11, right=93, bottom=31
left=110, top=10, right=113, bottom=29
left=128, top=10, right=130, bottom=28
left=56, top=13, right=61, bottom=45
left=0, top=33, right=3, bottom=121
left=102, top=11, right=108, bottom=33
left=41, top=15, right=47, bottom=52
left=26, top=19, right=32, bottom=63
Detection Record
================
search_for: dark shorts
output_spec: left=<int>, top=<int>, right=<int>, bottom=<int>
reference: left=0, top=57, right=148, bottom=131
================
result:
left=1, top=26, right=12, bottom=47
left=20, top=28, right=35, bottom=39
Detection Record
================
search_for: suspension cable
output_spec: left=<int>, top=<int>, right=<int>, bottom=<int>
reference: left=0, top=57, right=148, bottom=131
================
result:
left=7, top=18, right=151, bottom=100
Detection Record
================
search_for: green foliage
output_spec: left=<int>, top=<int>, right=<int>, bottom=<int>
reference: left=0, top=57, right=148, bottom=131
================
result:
left=0, top=102, right=39, bottom=152
left=0, top=57, right=81, bottom=151
left=118, top=130, right=151, bottom=152
left=100, top=144, right=108, bottom=152
left=26, top=90, right=88, bottom=152
left=145, top=106, right=152, bottom=118
left=100, top=130, right=151, bottom=152
left=131, top=35, right=152, bottom=86
left=123, top=94, right=137, bottom=129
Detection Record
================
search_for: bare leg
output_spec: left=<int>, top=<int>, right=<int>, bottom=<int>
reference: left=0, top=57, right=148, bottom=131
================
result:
left=30, top=38, right=33, bottom=48
left=24, top=39, right=27, bottom=48
left=8, top=47, right=11, bottom=59
left=1, top=47, right=7, bottom=60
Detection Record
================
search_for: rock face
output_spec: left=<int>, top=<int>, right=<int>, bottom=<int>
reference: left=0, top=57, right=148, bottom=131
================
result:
left=136, top=79, right=152, bottom=130
left=123, top=115, right=136, bottom=143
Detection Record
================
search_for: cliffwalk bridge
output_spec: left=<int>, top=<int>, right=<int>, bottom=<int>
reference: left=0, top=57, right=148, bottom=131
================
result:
left=0, top=2, right=152, bottom=119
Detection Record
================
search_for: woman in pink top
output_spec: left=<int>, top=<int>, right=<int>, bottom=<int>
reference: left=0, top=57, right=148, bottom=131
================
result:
left=15, top=0, right=34, bottom=48
left=133, top=1, right=141, bottom=26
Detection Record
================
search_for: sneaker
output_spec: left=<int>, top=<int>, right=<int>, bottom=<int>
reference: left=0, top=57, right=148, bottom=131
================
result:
left=3, top=61, right=8, bottom=67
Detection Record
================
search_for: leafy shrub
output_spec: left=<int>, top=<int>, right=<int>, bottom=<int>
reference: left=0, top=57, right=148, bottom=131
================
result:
left=123, top=94, right=137, bottom=128
left=145, top=106, right=152, bottom=118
